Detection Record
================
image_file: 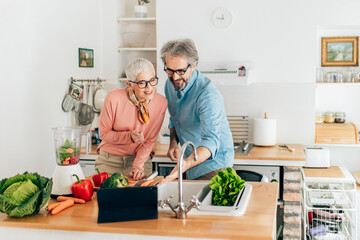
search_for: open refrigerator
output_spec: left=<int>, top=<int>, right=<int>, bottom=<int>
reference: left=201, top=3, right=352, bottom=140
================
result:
left=302, top=166, right=357, bottom=240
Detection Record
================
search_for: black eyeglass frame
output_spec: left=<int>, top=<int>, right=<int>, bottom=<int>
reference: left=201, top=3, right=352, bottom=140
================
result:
left=129, top=77, right=159, bottom=89
left=163, top=64, right=191, bottom=76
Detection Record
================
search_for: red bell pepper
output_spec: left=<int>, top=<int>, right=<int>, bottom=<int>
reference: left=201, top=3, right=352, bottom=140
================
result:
left=71, top=174, right=94, bottom=201
left=92, top=168, right=109, bottom=187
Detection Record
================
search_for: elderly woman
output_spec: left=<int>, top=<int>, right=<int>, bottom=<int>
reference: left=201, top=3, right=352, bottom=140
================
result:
left=96, top=58, right=167, bottom=180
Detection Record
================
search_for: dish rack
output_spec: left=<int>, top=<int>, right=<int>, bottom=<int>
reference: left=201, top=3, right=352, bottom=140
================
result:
left=302, top=166, right=357, bottom=239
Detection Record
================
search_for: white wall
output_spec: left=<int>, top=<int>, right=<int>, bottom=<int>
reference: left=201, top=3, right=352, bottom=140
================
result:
left=156, top=0, right=360, bottom=172
left=1, top=0, right=360, bottom=180
left=0, top=0, right=103, bottom=178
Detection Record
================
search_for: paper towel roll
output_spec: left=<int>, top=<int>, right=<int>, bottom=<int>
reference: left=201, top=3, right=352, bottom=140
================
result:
left=253, top=118, right=277, bottom=146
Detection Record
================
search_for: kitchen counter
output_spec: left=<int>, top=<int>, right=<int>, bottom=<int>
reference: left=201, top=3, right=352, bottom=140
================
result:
left=0, top=182, right=278, bottom=240
left=152, top=143, right=306, bottom=166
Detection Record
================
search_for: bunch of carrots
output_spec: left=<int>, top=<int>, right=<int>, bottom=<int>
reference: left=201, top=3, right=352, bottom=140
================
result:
left=46, top=196, right=86, bottom=215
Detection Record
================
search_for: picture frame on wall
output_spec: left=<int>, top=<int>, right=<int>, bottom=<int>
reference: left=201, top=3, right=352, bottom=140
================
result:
left=79, top=48, right=94, bottom=68
left=321, top=36, right=359, bottom=67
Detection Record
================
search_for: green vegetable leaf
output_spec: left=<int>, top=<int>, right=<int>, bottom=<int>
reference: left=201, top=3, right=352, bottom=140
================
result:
left=209, top=167, right=245, bottom=206
left=0, top=172, right=52, bottom=218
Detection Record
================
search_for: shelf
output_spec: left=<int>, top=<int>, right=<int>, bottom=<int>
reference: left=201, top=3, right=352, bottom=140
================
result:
left=313, top=143, right=360, bottom=148
left=118, top=48, right=156, bottom=52
left=118, top=78, right=128, bottom=81
left=316, top=82, right=360, bottom=86
left=117, top=17, right=156, bottom=24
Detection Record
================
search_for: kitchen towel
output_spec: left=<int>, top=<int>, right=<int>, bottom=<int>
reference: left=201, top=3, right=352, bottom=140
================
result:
left=253, top=117, right=277, bottom=146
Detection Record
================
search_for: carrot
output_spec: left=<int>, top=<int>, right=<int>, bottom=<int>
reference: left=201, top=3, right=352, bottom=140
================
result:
left=46, top=202, right=61, bottom=212
left=140, top=178, right=154, bottom=187
left=57, top=196, right=86, bottom=204
left=51, top=199, right=74, bottom=215
left=127, top=179, right=136, bottom=184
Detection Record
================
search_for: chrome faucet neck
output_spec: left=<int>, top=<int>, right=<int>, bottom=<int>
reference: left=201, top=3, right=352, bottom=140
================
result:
left=160, top=141, right=199, bottom=219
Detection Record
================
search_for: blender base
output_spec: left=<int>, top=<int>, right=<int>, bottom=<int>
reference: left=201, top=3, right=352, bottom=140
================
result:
left=51, top=164, right=85, bottom=196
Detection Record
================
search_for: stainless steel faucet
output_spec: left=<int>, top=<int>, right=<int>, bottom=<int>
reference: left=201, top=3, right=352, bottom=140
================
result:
left=159, top=141, right=200, bottom=219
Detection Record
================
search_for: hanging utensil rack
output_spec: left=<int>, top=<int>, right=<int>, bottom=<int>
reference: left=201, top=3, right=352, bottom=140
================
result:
left=70, top=77, right=106, bottom=83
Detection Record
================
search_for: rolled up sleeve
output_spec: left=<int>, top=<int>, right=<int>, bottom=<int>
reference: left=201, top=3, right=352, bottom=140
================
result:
left=196, top=89, right=223, bottom=159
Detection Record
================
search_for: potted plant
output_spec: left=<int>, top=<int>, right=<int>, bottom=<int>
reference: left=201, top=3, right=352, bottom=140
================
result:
left=134, top=0, right=150, bottom=18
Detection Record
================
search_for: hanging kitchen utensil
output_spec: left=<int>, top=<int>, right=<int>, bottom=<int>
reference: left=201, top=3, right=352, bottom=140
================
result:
left=61, top=80, right=84, bottom=112
left=93, top=80, right=107, bottom=113
left=77, top=83, right=95, bottom=126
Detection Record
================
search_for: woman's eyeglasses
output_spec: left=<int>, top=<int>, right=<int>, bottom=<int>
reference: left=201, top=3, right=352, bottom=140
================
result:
left=129, top=77, right=158, bottom=89
left=164, top=64, right=191, bottom=76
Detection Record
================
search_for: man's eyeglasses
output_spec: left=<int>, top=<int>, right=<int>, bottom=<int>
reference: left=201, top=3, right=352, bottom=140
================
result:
left=164, top=64, right=191, bottom=76
left=129, top=77, right=158, bottom=89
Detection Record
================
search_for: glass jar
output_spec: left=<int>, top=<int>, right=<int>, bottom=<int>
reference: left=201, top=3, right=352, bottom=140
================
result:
left=324, top=112, right=335, bottom=123
left=315, top=113, right=324, bottom=123
left=335, top=112, right=346, bottom=123
left=325, top=72, right=342, bottom=83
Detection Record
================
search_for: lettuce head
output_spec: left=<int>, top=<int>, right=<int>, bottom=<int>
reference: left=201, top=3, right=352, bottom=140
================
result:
left=0, top=172, right=53, bottom=218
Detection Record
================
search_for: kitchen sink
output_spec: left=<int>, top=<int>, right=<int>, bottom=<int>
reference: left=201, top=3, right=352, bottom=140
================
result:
left=157, top=181, right=252, bottom=216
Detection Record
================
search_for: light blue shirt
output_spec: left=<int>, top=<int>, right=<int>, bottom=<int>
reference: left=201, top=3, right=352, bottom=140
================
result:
left=164, top=69, right=234, bottom=179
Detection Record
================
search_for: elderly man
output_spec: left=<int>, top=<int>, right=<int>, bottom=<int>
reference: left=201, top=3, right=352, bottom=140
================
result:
left=160, top=38, right=234, bottom=182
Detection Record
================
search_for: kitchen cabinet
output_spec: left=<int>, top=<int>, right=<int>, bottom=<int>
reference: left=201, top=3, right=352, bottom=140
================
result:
left=117, top=1, right=157, bottom=87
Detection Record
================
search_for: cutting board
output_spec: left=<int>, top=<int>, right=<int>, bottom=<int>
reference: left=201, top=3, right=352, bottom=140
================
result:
left=127, top=175, right=164, bottom=187
left=87, top=175, right=164, bottom=190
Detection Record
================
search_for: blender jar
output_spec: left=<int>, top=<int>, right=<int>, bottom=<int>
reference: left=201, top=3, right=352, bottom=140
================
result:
left=53, top=126, right=82, bottom=165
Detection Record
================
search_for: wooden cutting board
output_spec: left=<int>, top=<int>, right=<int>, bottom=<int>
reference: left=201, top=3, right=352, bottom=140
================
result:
left=125, top=175, right=164, bottom=187
left=87, top=174, right=164, bottom=189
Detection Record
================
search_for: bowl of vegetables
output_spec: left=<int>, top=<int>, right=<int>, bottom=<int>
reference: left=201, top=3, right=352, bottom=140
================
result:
left=200, top=167, right=246, bottom=211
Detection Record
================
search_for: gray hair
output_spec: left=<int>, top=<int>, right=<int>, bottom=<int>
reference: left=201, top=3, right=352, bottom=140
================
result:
left=125, top=58, right=155, bottom=81
left=160, top=38, right=199, bottom=66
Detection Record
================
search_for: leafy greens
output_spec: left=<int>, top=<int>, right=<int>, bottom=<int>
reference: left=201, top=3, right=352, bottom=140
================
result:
left=0, top=172, right=53, bottom=217
left=209, top=167, right=245, bottom=206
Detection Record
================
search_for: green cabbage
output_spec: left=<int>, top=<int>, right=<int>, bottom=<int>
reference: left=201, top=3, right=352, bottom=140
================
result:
left=0, top=172, right=53, bottom=218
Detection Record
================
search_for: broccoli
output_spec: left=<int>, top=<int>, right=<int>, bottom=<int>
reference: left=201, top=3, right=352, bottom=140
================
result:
left=100, top=173, right=129, bottom=189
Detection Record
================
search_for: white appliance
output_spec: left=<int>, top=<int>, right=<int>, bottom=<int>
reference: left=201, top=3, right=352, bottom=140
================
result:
left=51, top=126, right=85, bottom=198
left=304, top=147, right=330, bottom=168
left=232, top=165, right=281, bottom=199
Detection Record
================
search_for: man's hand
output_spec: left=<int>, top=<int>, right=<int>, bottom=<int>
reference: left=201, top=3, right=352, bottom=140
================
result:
left=130, top=168, right=146, bottom=181
left=159, top=164, right=179, bottom=184
left=167, top=142, right=179, bottom=162
left=131, top=130, right=144, bottom=144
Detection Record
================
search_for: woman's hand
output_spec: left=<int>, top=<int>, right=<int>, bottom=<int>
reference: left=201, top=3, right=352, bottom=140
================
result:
left=130, top=168, right=146, bottom=181
left=131, top=130, right=144, bottom=144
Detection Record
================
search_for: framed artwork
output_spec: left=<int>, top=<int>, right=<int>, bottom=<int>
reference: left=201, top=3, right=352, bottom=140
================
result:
left=79, top=48, right=94, bottom=68
left=321, top=36, right=359, bottom=67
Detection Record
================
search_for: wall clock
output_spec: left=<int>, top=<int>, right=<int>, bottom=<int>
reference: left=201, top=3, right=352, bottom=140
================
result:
left=212, top=8, right=233, bottom=29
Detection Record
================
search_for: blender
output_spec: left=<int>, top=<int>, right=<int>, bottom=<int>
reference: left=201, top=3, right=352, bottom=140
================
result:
left=51, top=126, right=85, bottom=198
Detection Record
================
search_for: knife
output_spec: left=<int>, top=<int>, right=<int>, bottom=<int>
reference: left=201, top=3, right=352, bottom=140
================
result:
left=145, top=171, right=158, bottom=181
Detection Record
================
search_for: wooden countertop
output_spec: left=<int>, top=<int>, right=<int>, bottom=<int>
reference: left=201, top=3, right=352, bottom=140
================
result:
left=81, top=142, right=305, bottom=166
left=235, top=144, right=305, bottom=161
left=153, top=142, right=305, bottom=160
left=0, top=182, right=278, bottom=240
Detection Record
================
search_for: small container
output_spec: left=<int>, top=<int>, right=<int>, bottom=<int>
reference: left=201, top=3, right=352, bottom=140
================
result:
left=335, top=112, right=346, bottom=123
left=325, top=72, right=342, bottom=83
left=324, top=112, right=335, bottom=123
left=315, top=113, right=324, bottom=123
